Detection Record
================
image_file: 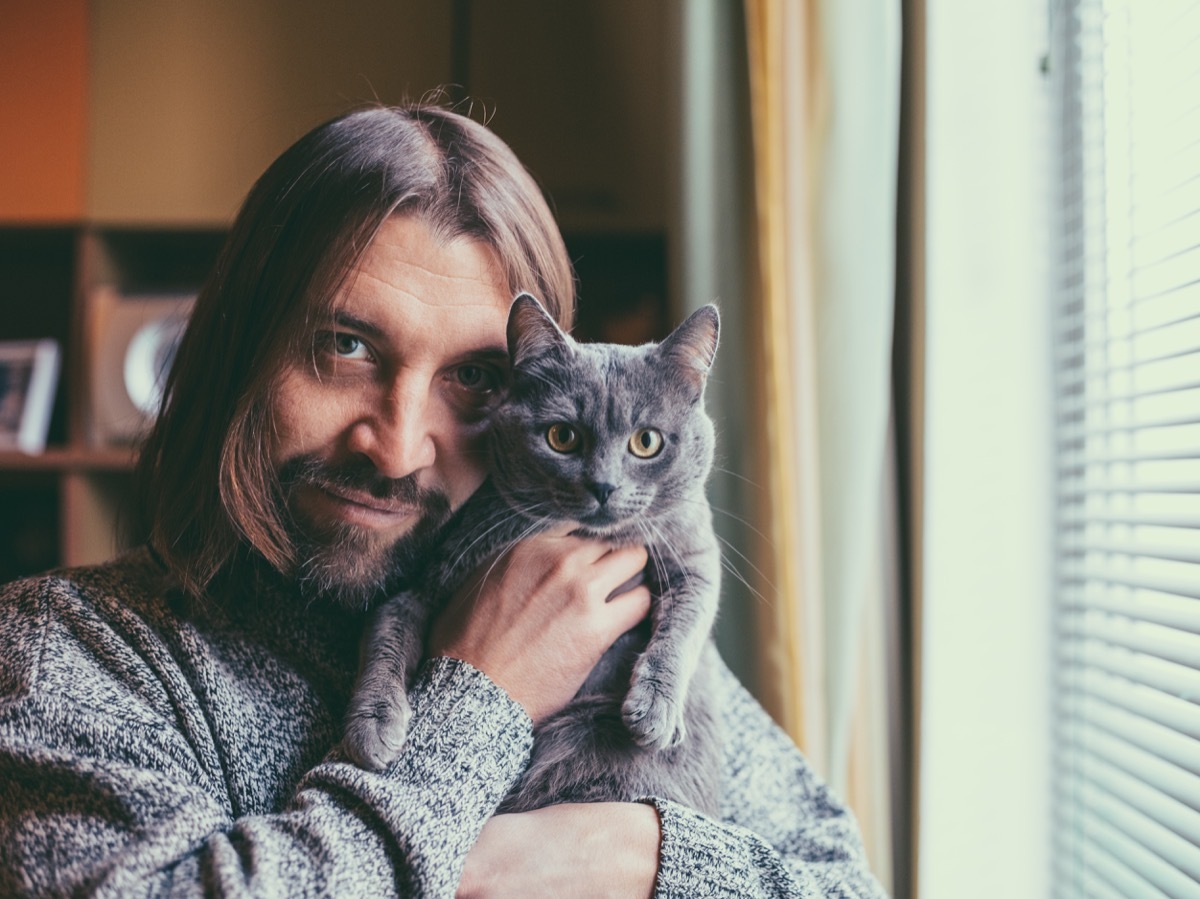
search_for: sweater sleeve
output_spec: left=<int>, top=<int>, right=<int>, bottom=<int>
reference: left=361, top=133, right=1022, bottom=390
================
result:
left=645, top=661, right=888, bottom=898
left=0, top=576, right=532, bottom=898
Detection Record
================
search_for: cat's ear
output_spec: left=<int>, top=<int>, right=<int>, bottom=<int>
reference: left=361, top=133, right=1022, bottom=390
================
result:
left=508, top=293, right=571, bottom=368
left=658, top=304, right=720, bottom=397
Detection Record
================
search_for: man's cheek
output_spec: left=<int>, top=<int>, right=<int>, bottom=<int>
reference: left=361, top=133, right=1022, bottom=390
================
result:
left=446, top=426, right=493, bottom=505
left=446, top=465, right=488, bottom=511
left=268, top=367, right=347, bottom=460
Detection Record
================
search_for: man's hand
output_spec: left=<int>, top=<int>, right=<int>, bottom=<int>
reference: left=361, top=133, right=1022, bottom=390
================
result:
left=458, top=802, right=661, bottom=898
left=429, top=526, right=651, bottom=723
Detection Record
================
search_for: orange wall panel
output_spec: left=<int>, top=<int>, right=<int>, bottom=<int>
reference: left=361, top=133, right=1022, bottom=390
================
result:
left=0, top=0, right=88, bottom=222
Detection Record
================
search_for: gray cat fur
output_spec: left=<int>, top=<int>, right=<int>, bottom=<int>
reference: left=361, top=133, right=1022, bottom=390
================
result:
left=344, top=294, right=724, bottom=815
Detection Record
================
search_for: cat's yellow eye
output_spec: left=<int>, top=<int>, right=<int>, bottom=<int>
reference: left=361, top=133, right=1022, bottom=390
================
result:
left=628, top=428, right=664, bottom=459
left=546, top=423, right=582, bottom=453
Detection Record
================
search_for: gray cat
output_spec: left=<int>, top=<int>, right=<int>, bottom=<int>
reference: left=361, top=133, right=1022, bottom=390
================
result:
left=344, top=293, right=723, bottom=815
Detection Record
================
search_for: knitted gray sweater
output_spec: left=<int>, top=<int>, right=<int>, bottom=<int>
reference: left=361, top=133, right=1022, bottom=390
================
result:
left=0, top=548, right=886, bottom=897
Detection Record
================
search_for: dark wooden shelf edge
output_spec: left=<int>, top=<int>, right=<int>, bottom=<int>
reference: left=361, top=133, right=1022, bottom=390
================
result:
left=0, top=447, right=137, bottom=472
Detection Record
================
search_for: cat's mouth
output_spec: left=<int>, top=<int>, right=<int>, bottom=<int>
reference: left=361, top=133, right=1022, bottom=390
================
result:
left=578, top=503, right=617, bottom=523
left=570, top=518, right=640, bottom=541
left=572, top=506, right=639, bottom=536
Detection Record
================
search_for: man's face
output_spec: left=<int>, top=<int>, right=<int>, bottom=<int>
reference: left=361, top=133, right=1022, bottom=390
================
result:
left=269, top=215, right=512, bottom=606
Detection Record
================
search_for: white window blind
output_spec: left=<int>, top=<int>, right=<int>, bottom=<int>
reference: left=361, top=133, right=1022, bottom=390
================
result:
left=1054, top=0, right=1200, bottom=894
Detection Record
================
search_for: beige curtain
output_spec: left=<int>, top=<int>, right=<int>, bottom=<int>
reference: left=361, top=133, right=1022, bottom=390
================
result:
left=743, top=0, right=829, bottom=771
left=743, top=0, right=902, bottom=886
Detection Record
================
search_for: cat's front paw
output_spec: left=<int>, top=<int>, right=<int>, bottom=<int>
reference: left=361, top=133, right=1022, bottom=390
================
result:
left=343, top=693, right=412, bottom=771
left=622, top=676, right=687, bottom=751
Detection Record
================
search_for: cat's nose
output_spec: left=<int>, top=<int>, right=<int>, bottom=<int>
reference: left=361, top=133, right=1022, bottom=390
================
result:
left=588, top=482, right=618, bottom=506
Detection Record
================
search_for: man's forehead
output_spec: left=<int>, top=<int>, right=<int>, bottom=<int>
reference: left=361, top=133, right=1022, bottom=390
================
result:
left=304, top=216, right=516, bottom=366
left=348, top=216, right=508, bottom=304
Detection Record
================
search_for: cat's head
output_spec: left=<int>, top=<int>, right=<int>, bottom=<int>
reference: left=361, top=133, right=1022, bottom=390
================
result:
left=487, top=293, right=719, bottom=536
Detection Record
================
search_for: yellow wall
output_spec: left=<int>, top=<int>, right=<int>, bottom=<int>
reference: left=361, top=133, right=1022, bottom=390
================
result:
left=87, top=0, right=454, bottom=224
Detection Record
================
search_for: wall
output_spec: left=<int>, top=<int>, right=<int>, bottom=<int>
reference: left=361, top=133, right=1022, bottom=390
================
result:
left=85, top=0, right=670, bottom=232
left=0, top=0, right=88, bottom=222
left=470, top=0, right=669, bottom=234
left=87, top=0, right=454, bottom=223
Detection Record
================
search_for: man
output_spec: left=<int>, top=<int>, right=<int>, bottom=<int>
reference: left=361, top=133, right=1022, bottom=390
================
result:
left=0, top=106, right=885, bottom=897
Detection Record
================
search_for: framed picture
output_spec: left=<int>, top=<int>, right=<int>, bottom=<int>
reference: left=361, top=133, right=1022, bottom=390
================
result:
left=0, top=340, right=61, bottom=454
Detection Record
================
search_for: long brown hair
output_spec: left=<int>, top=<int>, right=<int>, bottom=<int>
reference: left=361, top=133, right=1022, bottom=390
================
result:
left=137, top=105, right=576, bottom=598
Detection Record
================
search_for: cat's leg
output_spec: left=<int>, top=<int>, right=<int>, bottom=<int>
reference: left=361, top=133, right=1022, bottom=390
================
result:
left=343, top=590, right=431, bottom=770
left=618, top=657, right=723, bottom=815
left=622, top=543, right=721, bottom=750
left=506, top=661, right=722, bottom=815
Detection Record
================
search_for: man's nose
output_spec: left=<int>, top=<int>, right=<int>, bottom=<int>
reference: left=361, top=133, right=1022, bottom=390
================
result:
left=348, top=377, right=437, bottom=479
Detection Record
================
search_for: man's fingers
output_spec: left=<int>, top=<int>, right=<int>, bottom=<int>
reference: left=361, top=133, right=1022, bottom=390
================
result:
left=592, top=544, right=650, bottom=608
left=593, top=544, right=649, bottom=581
left=605, top=568, right=647, bottom=602
left=602, top=585, right=652, bottom=638
left=528, top=524, right=615, bottom=565
left=542, top=521, right=580, bottom=540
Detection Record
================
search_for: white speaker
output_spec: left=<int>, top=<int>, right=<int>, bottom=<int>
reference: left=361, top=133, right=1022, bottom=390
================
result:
left=88, top=288, right=194, bottom=446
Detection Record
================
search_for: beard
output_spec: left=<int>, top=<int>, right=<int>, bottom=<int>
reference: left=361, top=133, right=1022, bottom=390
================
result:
left=277, top=455, right=452, bottom=609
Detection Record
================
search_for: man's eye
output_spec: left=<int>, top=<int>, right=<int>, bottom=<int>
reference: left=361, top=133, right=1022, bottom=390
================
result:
left=316, top=331, right=371, bottom=361
left=332, top=333, right=368, bottom=358
left=455, top=364, right=499, bottom=392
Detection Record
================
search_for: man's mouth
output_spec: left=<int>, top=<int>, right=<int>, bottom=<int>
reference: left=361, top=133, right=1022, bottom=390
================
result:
left=277, top=454, right=452, bottom=538
left=316, top=484, right=420, bottom=517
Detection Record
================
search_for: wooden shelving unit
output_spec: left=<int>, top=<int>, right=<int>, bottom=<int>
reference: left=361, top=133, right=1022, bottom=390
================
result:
left=0, top=224, right=222, bottom=581
left=0, top=448, right=136, bottom=472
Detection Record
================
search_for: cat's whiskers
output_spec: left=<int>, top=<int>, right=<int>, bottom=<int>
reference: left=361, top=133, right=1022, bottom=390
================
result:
left=644, top=497, right=774, bottom=601
left=445, top=500, right=553, bottom=576
left=474, top=514, right=552, bottom=596
left=442, top=504, right=527, bottom=561
left=637, top=506, right=772, bottom=607
left=710, top=465, right=764, bottom=490
left=639, top=515, right=698, bottom=599
left=633, top=518, right=671, bottom=596
left=673, top=495, right=775, bottom=545
left=709, top=533, right=773, bottom=606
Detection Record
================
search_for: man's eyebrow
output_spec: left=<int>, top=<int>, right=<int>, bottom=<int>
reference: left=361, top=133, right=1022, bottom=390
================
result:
left=467, top=347, right=511, bottom=366
left=330, top=310, right=385, bottom=339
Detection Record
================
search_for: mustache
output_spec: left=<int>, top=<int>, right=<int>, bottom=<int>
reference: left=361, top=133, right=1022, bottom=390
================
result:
left=278, top=455, right=449, bottom=515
